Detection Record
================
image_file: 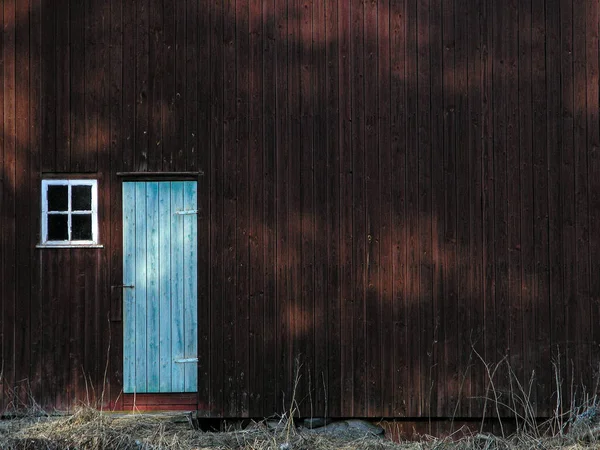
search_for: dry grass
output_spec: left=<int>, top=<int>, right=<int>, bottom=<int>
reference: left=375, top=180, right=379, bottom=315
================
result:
left=2, top=406, right=600, bottom=450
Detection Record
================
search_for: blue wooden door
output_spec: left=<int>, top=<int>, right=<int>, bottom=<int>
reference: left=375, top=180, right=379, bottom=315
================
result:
left=122, top=181, right=198, bottom=393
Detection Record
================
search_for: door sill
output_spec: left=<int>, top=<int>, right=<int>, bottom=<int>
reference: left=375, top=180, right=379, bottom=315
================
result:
left=122, top=393, right=197, bottom=411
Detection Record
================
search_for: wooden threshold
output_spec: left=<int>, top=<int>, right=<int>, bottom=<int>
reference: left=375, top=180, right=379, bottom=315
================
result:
left=122, top=393, right=197, bottom=411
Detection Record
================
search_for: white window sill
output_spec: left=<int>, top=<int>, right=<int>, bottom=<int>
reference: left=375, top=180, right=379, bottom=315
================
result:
left=36, top=244, right=104, bottom=249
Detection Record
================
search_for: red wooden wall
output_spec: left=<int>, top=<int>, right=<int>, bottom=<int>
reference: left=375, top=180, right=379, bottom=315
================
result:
left=1, top=0, right=600, bottom=419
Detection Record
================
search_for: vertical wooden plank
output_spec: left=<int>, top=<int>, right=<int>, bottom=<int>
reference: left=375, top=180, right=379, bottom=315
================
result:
left=173, top=0, right=186, bottom=170
left=262, top=0, right=278, bottom=416
left=158, top=183, right=172, bottom=392
left=222, top=0, right=237, bottom=417
left=145, top=182, right=159, bottom=391
left=183, top=182, right=198, bottom=392
left=377, top=0, right=392, bottom=418
left=573, top=0, right=589, bottom=393
left=350, top=0, right=366, bottom=417
left=532, top=0, right=550, bottom=413
left=442, top=0, right=457, bottom=417
left=559, top=0, right=575, bottom=411
left=55, top=0, right=70, bottom=171
left=506, top=0, right=521, bottom=416
left=109, top=0, right=124, bottom=408
left=148, top=0, right=163, bottom=172
left=2, top=0, right=16, bottom=407
left=122, top=0, right=135, bottom=171
left=171, top=182, right=185, bottom=392
left=299, top=0, right=314, bottom=415
left=428, top=0, right=443, bottom=419
left=416, top=0, right=432, bottom=418
left=209, top=0, right=224, bottom=417
left=519, top=0, right=536, bottom=413
left=29, top=0, right=44, bottom=406
left=338, top=0, right=353, bottom=417
left=40, top=0, right=56, bottom=172
left=467, top=0, right=485, bottom=417
left=196, top=0, right=211, bottom=411
left=162, top=0, right=175, bottom=170
left=97, top=0, right=111, bottom=408
left=325, top=0, right=341, bottom=418
left=235, top=0, right=250, bottom=416
left=248, top=0, right=265, bottom=417
left=134, top=182, right=148, bottom=392
left=123, top=183, right=137, bottom=394
left=81, top=0, right=98, bottom=172
left=585, top=0, right=600, bottom=396
left=274, top=0, right=290, bottom=413
left=56, top=249, right=71, bottom=409
left=135, top=0, right=149, bottom=171
left=14, top=0, right=30, bottom=408
left=546, top=0, right=563, bottom=416
left=405, top=0, right=420, bottom=417
left=186, top=0, right=199, bottom=171
left=70, top=249, right=86, bottom=407
left=312, top=0, right=328, bottom=417
left=481, top=0, right=496, bottom=418
left=171, top=181, right=187, bottom=392
left=390, top=0, right=407, bottom=417
left=364, top=0, right=381, bottom=417
left=491, top=0, right=509, bottom=418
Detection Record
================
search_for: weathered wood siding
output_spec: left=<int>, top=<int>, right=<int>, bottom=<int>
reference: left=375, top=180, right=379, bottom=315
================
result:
left=1, top=0, right=599, bottom=419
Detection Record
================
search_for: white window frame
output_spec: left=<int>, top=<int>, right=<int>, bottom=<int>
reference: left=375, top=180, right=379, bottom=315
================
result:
left=39, top=179, right=100, bottom=247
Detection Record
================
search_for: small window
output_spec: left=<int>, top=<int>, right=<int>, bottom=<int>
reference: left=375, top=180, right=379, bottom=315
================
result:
left=40, top=180, right=99, bottom=246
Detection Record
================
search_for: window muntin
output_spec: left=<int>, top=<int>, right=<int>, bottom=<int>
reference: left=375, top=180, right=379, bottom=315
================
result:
left=41, top=180, right=99, bottom=245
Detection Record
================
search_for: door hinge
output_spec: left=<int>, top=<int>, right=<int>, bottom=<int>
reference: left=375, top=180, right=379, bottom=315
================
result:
left=174, top=357, right=198, bottom=363
left=174, top=209, right=199, bottom=215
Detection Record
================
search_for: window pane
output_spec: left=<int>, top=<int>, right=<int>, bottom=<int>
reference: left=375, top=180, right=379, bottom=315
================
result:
left=47, top=185, right=68, bottom=211
left=72, top=185, right=92, bottom=211
left=72, top=214, right=92, bottom=240
left=48, top=214, right=68, bottom=240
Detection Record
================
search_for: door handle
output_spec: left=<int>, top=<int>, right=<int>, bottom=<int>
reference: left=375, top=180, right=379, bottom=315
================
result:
left=111, top=284, right=135, bottom=289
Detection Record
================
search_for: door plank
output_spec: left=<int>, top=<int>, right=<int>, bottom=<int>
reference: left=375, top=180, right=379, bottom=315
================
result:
left=159, top=183, right=173, bottom=392
left=183, top=181, right=198, bottom=392
left=170, top=182, right=186, bottom=392
left=146, top=182, right=160, bottom=391
left=135, top=183, right=149, bottom=393
left=123, top=183, right=137, bottom=393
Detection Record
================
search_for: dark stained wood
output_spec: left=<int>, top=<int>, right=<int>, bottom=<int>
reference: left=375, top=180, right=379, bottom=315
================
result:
left=261, top=0, right=277, bottom=416
left=312, top=0, right=327, bottom=417
left=532, top=0, right=550, bottom=413
left=2, top=0, right=16, bottom=411
left=441, top=0, right=457, bottom=417
left=135, top=0, right=149, bottom=171
left=364, top=0, right=381, bottom=417
left=222, top=0, right=237, bottom=417
left=247, top=0, right=264, bottom=416
left=390, top=0, right=408, bottom=418
left=338, top=0, right=353, bottom=418
left=377, top=0, right=392, bottom=418
left=14, top=0, right=30, bottom=408
left=235, top=0, right=250, bottom=416
left=55, top=0, right=70, bottom=172
left=559, top=0, right=575, bottom=416
left=546, top=0, right=563, bottom=419
left=3, top=0, right=600, bottom=421
left=585, top=0, right=600, bottom=399
left=208, top=0, right=225, bottom=418
left=405, top=0, right=420, bottom=418
left=351, top=0, right=366, bottom=416
left=429, top=0, right=443, bottom=419
left=324, top=0, right=341, bottom=418
left=196, top=0, right=211, bottom=415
